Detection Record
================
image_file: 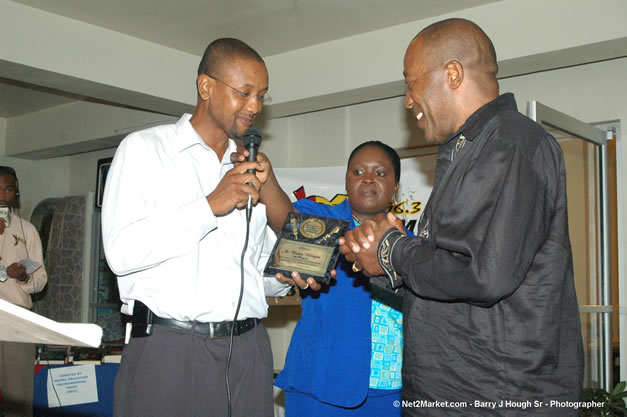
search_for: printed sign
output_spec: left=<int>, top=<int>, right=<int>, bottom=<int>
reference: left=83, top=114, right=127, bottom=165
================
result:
left=46, top=365, right=99, bottom=408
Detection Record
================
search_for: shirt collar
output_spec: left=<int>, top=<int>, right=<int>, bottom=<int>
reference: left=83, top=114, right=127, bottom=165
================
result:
left=175, top=113, right=204, bottom=152
left=444, top=93, right=518, bottom=144
left=174, top=113, right=237, bottom=164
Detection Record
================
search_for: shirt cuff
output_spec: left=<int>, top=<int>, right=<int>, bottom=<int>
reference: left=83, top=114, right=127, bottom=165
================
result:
left=264, top=276, right=292, bottom=297
left=377, top=228, right=405, bottom=289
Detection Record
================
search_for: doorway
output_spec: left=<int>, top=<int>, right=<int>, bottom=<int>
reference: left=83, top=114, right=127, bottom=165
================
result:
left=528, top=101, right=619, bottom=390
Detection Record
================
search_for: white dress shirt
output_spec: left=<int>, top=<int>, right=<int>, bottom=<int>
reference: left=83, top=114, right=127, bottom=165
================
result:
left=102, top=114, right=290, bottom=322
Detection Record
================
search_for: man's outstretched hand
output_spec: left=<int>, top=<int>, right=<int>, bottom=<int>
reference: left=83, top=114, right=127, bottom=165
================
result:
left=339, top=212, right=405, bottom=276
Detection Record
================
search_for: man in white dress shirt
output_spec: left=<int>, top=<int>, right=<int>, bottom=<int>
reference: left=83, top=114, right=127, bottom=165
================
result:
left=102, top=38, right=292, bottom=417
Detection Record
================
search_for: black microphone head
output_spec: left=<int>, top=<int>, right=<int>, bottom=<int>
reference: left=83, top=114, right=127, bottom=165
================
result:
left=243, top=127, right=262, bottom=147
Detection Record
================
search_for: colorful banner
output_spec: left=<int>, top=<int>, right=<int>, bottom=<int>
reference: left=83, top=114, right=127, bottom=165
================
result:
left=274, top=157, right=436, bottom=235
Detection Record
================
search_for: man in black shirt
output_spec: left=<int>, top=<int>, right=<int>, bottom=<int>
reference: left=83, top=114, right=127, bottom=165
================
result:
left=341, top=18, right=583, bottom=416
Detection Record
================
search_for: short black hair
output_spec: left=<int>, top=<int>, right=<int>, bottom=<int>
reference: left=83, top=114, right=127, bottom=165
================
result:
left=0, top=166, right=18, bottom=182
left=347, top=141, right=401, bottom=182
left=197, top=38, right=265, bottom=77
left=0, top=165, right=20, bottom=208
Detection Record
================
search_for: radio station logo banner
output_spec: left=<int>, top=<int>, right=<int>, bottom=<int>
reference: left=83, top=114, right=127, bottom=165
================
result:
left=274, top=157, right=435, bottom=235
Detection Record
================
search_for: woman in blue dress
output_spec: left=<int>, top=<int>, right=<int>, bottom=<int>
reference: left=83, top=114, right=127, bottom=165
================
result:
left=274, top=141, right=408, bottom=416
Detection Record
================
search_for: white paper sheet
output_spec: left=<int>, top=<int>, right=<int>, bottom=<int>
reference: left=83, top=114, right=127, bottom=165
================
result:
left=46, top=365, right=99, bottom=408
left=19, top=258, right=41, bottom=275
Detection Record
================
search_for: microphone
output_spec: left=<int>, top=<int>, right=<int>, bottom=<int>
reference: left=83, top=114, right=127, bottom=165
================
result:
left=243, top=127, right=262, bottom=169
left=243, top=128, right=262, bottom=215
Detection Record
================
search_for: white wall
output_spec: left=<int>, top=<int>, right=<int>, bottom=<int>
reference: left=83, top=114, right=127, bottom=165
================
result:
left=6, top=102, right=175, bottom=158
left=0, top=117, right=6, bottom=155
left=68, top=149, right=117, bottom=196
left=0, top=119, right=70, bottom=218
left=264, top=0, right=627, bottom=116
left=263, top=58, right=626, bottom=166
left=258, top=96, right=427, bottom=170
left=1, top=110, right=72, bottom=218
left=0, top=0, right=198, bottom=115
left=4, top=157, right=70, bottom=220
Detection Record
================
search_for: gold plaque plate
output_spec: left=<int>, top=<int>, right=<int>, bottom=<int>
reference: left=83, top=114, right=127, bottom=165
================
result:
left=264, top=212, right=350, bottom=284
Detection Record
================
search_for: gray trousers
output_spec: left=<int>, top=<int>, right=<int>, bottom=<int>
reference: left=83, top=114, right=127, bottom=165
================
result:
left=114, top=322, right=274, bottom=417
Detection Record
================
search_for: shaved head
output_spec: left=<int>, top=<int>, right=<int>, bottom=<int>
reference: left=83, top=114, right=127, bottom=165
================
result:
left=414, top=18, right=498, bottom=77
left=403, top=18, right=500, bottom=143
left=197, top=38, right=265, bottom=79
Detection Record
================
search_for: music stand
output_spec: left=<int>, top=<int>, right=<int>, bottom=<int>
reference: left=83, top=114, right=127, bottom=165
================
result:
left=0, top=298, right=102, bottom=347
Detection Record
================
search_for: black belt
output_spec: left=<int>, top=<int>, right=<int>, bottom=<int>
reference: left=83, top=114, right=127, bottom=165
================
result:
left=131, top=301, right=260, bottom=339
left=152, top=316, right=260, bottom=338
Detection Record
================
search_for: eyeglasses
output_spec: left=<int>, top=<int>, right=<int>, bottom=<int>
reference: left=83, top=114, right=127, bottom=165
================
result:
left=207, top=74, right=272, bottom=104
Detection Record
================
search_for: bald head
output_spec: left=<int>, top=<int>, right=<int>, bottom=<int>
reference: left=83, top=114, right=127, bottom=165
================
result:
left=414, top=18, right=498, bottom=79
left=197, top=38, right=265, bottom=79
left=403, top=19, right=499, bottom=143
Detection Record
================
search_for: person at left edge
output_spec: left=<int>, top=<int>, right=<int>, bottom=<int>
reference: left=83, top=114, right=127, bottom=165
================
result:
left=0, top=166, right=47, bottom=417
left=101, top=38, right=292, bottom=417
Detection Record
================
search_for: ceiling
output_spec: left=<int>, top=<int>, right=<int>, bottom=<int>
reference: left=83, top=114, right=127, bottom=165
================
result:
left=2, top=0, right=497, bottom=118
left=0, top=78, right=82, bottom=118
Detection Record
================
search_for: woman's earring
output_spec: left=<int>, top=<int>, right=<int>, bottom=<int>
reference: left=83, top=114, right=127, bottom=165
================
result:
left=392, top=192, right=399, bottom=213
